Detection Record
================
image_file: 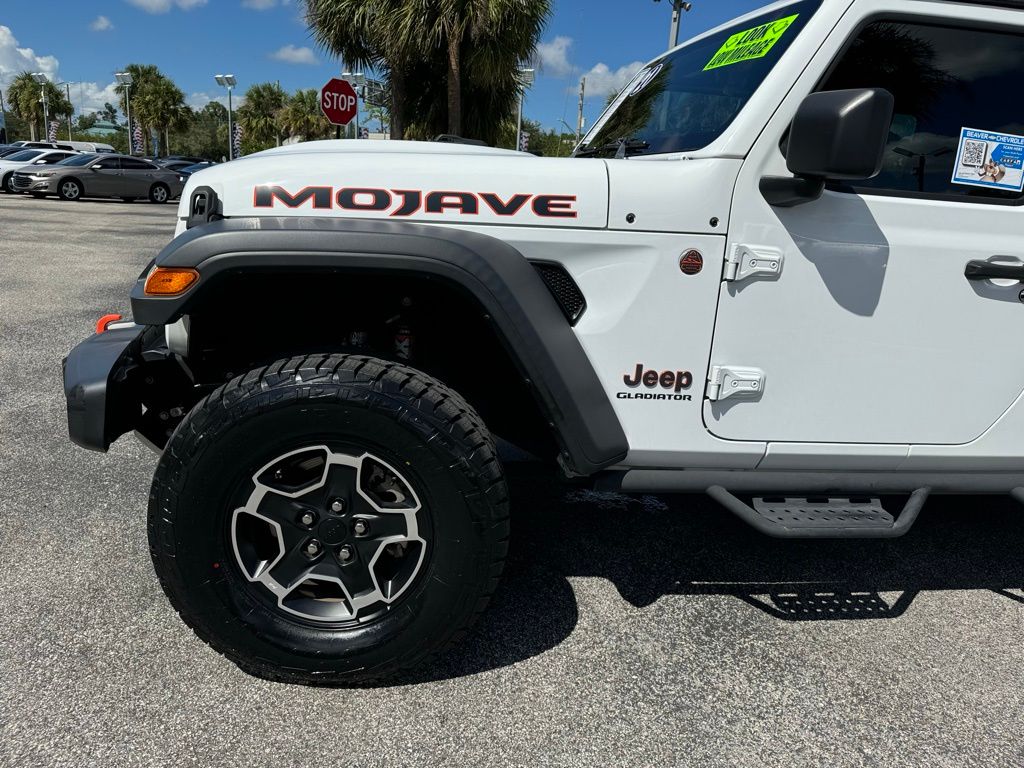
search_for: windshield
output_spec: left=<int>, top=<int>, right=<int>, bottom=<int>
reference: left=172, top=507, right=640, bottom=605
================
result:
left=5, top=149, right=44, bottom=163
left=58, top=154, right=99, bottom=166
left=577, top=0, right=820, bottom=157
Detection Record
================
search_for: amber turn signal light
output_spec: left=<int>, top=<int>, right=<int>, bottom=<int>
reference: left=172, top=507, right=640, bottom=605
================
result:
left=144, top=267, right=199, bottom=296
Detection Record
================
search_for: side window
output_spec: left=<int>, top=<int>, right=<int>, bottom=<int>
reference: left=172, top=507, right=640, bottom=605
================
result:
left=92, top=158, right=121, bottom=171
left=121, top=158, right=157, bottom=170
left=820, top=20, right=1024, bottom=202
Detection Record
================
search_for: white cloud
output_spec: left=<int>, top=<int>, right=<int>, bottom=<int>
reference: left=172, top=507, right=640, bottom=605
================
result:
left=125, top=0, right=207, bottom=13
left=0, top=25, right=121, bottom=116
left=242, top=0, right=279, bottom=8
left=90, top=15, right=114, bottom=32
left=72, top=81, right=122, bottom=113
left=270, top=44, right=318, bottom=65
left=580, top=60, right=646, bottom=99
left=187, top=91, right=232, bottom=109
left=536, top=36, right=574, bottom=78
left=0, top=25, right=59, bottom=87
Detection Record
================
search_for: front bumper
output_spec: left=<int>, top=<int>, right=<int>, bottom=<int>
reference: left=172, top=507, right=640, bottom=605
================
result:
left=11, top=173, right=54, bottom=193
left=63, top=325, right=146, bottom=451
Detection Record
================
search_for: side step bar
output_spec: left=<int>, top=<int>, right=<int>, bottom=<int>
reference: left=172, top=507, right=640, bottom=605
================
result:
left=706, top=486, right=931, bottom=539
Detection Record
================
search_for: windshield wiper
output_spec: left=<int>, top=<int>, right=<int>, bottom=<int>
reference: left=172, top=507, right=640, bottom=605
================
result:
left=573, top=137, right=650, bottom=159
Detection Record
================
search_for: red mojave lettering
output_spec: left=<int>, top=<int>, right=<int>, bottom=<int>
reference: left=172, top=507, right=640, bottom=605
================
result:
left=253, top=185, right=578, bottom=218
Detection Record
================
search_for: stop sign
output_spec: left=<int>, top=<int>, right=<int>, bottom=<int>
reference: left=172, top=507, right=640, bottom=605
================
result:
left=321, top=78, right=358, bottom=126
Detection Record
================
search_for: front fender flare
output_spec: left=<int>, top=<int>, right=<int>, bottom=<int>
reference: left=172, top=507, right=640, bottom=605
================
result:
left=131, top=216, right=627, bottom=475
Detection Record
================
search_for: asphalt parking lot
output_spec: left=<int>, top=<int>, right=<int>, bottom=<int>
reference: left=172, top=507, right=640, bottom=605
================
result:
left=3, top=195, right=1024, bottom=767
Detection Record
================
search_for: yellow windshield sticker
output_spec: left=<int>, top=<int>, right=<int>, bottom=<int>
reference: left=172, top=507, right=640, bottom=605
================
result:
left=703, top=14, right=799, bottom=71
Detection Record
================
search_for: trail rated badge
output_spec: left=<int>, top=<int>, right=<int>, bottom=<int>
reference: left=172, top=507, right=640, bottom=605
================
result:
left=704, top=14, right=799, bottom=71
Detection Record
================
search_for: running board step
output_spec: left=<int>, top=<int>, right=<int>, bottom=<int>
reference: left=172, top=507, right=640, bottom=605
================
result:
left=706, top=486, right=930, bottom=539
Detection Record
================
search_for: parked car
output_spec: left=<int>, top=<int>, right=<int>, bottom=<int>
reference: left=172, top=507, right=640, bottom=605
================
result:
left=0, top=149, right=79, bottom=192
left=61, top=0, right=1024, bottom=685
left=16, top=140, right=78, bottom=151
left=13, top=153, right=184, bottom=202
left=162, top=155, right=207, bottom=165
left=65, top=140, right=116, bottom=153
left=159, top=160, right=199, bottom=173
left=175, top=161, right=216, bottom=179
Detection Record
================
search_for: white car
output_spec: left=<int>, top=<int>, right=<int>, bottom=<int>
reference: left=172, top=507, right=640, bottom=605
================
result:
left=63, top=0, right=1024, bottom=684
left=0, top=148, right=79, bottom=192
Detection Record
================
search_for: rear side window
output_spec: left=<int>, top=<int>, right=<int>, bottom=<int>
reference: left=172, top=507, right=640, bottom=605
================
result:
left=92, top=158, right=121, bottom=170
left=820, top=20, right=1024, bottom=202
left=41, top=153, right=73, bottom=164
left=121, top=158, right=158, bottom=170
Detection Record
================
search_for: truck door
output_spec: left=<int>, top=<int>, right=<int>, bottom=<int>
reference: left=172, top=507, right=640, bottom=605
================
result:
left=708, top=4, right=1024, bottom=446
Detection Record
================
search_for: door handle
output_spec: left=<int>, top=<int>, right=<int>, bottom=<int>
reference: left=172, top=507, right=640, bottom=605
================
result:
left=964, top=260, right=1024, bottom=281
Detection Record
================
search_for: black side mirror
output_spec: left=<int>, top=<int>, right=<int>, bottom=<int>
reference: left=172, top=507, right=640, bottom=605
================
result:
left=761, top=88, right=894, bottom=207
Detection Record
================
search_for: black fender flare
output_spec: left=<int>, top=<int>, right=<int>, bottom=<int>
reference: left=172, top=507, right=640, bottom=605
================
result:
left=130, top=216, right=628, bottom=475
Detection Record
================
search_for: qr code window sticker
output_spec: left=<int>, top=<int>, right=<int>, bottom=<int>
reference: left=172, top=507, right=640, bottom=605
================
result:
left=951, top=127, right=1024, bottom=193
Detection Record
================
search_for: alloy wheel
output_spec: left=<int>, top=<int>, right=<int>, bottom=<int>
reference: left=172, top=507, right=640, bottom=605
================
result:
left=230, top=446, right=427, bottom=625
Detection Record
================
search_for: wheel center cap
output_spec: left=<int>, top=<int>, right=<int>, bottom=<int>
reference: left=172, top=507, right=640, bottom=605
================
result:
left=317, top=517, right=348, bottom=546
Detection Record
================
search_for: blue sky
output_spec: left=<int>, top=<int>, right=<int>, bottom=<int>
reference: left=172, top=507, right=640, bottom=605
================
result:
left=0, top=0, right=768, bottom=132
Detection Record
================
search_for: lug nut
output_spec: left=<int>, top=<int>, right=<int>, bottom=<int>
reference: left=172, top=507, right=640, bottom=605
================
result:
left=353, top=519, right=368, bottom=536
left=299, top=511, right=316, bottom=527
left=330, top=499, right=346, bottom=514
left=338, top=545, right=354, bottom=563
left=304, top=539, right=322, bottom=558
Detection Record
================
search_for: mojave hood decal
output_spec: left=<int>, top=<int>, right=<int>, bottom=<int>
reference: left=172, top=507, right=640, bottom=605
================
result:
left=181, top=140, right=610, bottom=229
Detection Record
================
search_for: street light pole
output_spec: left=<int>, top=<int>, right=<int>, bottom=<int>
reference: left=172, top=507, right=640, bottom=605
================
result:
left=515, top=67, right=535, bottom=152
left=0, top=90, right=7, bottom=143
left=31, top=73, right=49, bottom=141
left=215, top=74, right=237, bottom=160
left=576, top=77, right=586, bottom=142
left=657, top=0, right=693, bottom=50
left=115, top=72, right=134, bottom=154
left=341, top=70, right=367, bottom=139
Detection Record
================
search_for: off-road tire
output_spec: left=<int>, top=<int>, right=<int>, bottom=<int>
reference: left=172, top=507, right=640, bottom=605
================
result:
left=148, top=354, right=509, bottom=685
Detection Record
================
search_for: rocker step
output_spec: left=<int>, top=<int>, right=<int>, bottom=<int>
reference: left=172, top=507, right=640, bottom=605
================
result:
left=707, top=486, right=930, bottom=539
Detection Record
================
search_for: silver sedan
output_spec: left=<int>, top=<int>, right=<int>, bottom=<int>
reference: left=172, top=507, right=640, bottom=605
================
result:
left=11, top=153, right=185, bottom=203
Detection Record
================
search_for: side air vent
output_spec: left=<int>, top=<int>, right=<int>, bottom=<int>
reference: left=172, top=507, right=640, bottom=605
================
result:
left=531, top=261, right=587, bottom=325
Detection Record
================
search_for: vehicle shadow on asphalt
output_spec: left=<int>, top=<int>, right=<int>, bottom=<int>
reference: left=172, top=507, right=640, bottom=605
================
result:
left=408, top=466, right=1024, bottom=684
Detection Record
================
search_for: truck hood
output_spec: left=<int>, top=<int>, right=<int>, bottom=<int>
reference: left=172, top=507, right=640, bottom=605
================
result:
left=176, top=139, right=609, bottom=233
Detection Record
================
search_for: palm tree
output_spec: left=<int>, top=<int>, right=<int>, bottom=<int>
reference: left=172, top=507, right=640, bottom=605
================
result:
left=164, top=103, right=194, bottom=156
left=305, top=0, right=549, bottom=141
left=238, top=82, right=287, bottom=150
left=304, top=0, right=420, bottom=140
left=278, top=89, right=333, bottom=142
left=139, top=76, right=187, bottom=156
left=6, top=72, right=72, bottom=141
left=114, top=64, right=164, bottom=153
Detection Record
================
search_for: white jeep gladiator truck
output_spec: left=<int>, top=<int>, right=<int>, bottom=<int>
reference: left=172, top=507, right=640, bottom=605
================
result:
left=64, top=0, right=1024, bottom=683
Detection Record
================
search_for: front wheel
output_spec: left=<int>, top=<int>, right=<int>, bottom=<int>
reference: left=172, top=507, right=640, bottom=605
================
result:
left=148, top=354, right=509, bottom=685
left=1, top=174, right=13, bottom=193
left=58, top=179, right=82, bottom=201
